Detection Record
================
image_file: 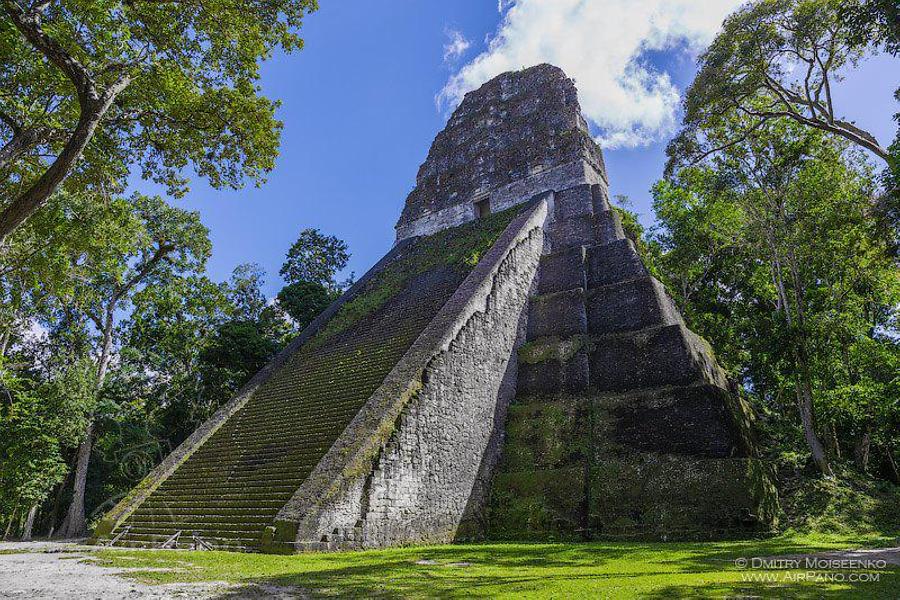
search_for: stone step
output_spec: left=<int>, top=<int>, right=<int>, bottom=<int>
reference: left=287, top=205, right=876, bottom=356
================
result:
left=527, top=288, right=587, bottom=340
left=137, top=499, right=286, bottom=510
left=552, top=184, right=594, bottom=220
left=129, top=508, right=279, bottom=520
left=517, top=337, right=589, bottom=396
left=589, top=324, right=727, bottom=392
left=537, top=246, right=586, bottom=294
left=585, top=239, right=646, bottom=288
left=159, top=481, right=299, bottom=493
left=126, top=512, right=274, bottom=524
left=179, top=449, right=325, bottom=468
left=590, top=383, right=752, bottom=459
left=204, top=424, right=346, bottom=439
left=143, top=487, right=297, bottom=501
left=165, top=462, right=315, bottom=485
left=547, top=211, right=623, bottom=251
left=228, top=411, right=357, bottom=430
left=123, top=523, right=264, bottom=536
left=586, top=276, right=682, bottom=335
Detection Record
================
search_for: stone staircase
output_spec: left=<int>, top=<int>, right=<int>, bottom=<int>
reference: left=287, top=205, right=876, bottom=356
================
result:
left=102, top=210, right=522, bottom=551
left=486, top=183, right=776, bottom=540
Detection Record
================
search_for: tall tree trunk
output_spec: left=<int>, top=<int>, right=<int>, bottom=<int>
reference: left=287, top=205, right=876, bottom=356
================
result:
left=3, top=505, right=17, bottom=540
left=46, top=474, right=68, bottom=538
left=795, top=371, right=832, bottom=476
left=21, top=505, right=37, bottom=541
left=61, top=421, right=93, bottom=538
left=61, top=304, right=115, bottom=539
left=788, top=286, right=832, bottom=477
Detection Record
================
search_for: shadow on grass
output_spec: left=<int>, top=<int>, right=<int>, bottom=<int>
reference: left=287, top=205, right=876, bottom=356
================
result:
left=640, top=570, right=900, bottom=600
left=106, top=536, right=900, bottom=599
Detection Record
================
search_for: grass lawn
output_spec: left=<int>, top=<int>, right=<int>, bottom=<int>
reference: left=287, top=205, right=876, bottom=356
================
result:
left=93, top=532, right=899, bottom=598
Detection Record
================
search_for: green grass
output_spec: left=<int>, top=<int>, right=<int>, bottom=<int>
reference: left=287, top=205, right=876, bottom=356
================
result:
left=94, top=532, right=898, bottom=598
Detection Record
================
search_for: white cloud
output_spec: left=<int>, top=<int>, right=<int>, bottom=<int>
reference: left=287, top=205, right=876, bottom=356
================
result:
left=442, top=29, right=472, bottom=65
left=439, top=0, right=743, bottom=148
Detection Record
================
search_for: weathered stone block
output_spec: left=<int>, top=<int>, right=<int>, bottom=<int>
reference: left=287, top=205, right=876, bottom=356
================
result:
left=501, top=398, right=588, bottom=471
left=591, top=384, right=750, bottom=458
left=538, top=246, right=586, bottom=294
left=594, top=210, right=625, bottom=245
left=586, top=239, right=646, bottom=287
left=518, top=345, right=589, bottom=395
left=588, top=455, right=777, bottom=539
left=586, top=276, right=681, bottom=335
left=547, top=213, right=597, bottom=250
left=590, top=183, right=610, bottom=213
left=486, top=467, right=586, bottom=540
left=552, top=184, right=594, bottom=220
left=589, top=324, right=722, bottom=392
left=528, top=289, right=587, bottom=339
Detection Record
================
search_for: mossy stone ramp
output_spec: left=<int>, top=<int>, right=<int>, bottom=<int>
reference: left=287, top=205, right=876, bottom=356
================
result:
left=94, top=207, right=524, bottom=551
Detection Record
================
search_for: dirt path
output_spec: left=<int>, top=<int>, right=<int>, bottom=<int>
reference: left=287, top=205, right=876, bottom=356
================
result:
left=0, top=541, right=308, bottom=599
left=0, top=542, right=229, bottom=599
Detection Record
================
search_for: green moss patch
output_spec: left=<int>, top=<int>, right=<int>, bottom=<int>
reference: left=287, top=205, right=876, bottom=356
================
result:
left=313, top=205, right=524, bottom=345
left=518, top=335, right=587, bottom=365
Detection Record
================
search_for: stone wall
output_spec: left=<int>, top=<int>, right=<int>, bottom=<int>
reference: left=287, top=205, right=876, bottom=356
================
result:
left=268, top=200, right=548, bottom=551
left=358, top=228, right=541, bottom=547
left=396, top=160, right=604, bottom=240
left=395, top=63, right=607, bottom=241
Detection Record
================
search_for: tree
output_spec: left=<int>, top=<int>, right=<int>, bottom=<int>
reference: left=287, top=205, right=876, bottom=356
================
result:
left=228, top=263, right=268, bottom=322
left=657, top=120, right=899, bottom=477
left=0, top=0, right=318, bottom=243
left=842, top=0, right=900, bottom=56
left=0, top=355, right=93, bottom=540
left=54, top=193, right=210, bottom=537
left=669, top=0, right=891, bottom=172
left=276, top=280, right=336, bottom=331
left=121, top=273, right=230, bottom=445
left=279, top=228, right=350, bottom=290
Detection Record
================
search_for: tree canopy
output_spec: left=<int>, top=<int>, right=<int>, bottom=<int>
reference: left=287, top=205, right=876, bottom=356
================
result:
left=669, top=0, right=891, bottom=173
left=0, top=0, right=318, bottom=242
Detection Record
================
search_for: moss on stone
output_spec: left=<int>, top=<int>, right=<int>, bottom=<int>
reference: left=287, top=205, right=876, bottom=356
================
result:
left=517, top=335, right=587, bottom=364
left=486, top=467, right=586, bottom=541
left=312, top=205, right=523, bottom=346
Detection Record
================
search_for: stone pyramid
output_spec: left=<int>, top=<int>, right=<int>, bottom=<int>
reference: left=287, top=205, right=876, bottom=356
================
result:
left=94, top=64, right=775, bottom=552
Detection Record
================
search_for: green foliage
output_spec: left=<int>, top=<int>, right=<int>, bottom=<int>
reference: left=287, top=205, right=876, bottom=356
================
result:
left=228, top=263, right=268, bottom=322
left=312, top=204, right=520, bottom=344
left=0, top=356, right=93, bottom=519
left=0, top=0, right=318, bottom=203
left=841, top=0, right=900, bottom=55
left=778, top=467, right=900, bottom=535
left=279, top=228, right=350, bottom=289
left=276, top=280, right=337, bottom=330
left=656, top=118, right=900, bottom=481
left=669, top=0, right=890, bottom=173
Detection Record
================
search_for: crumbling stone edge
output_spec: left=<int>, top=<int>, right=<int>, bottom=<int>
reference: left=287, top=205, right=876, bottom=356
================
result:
left=264, top=199, right=550, bottom=552
left=90, top=238, right=417, bottom=542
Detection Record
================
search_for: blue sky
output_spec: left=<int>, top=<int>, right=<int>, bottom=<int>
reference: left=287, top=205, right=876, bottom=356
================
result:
left=135, top=1, right=897, bottom=299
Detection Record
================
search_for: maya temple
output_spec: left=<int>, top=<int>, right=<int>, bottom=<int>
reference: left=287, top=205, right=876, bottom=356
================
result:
left=93, top=64, right=777, bottom=552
